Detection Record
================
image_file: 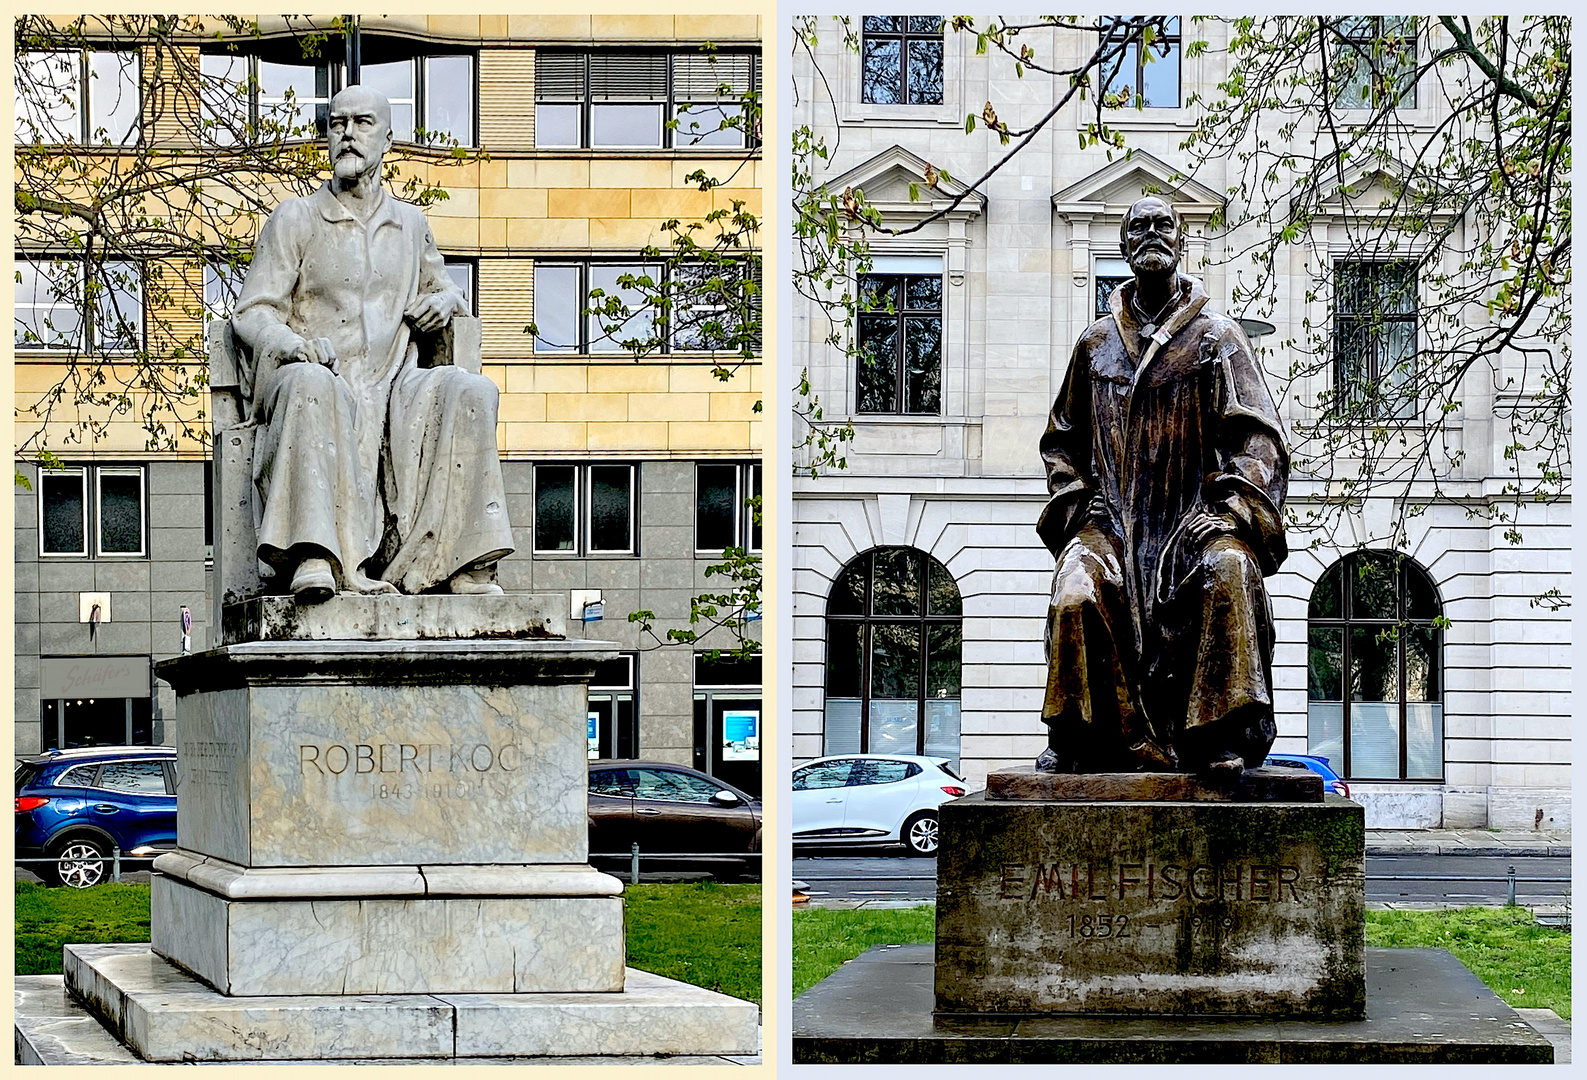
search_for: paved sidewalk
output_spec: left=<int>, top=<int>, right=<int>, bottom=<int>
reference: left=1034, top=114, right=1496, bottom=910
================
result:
left=1366, top=828, right=1571, bottom=857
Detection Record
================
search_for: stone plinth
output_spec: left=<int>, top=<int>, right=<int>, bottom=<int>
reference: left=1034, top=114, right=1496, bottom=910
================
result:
left=987, top=766, right=1324, bottom=802
left=63, top=944, right=760, bottom=1063
left=794, top=945, right=1552, bottom=1064
left=221, top=593, right=567, bottom=646
left=935, top=793, right=1365, bottom=1018
left=158, top=639, right=604, bottom=868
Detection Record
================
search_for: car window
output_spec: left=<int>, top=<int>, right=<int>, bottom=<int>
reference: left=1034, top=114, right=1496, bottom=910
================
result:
left=851, top=760, right=916, bottom=786
left=15, top=762, right=43, bottom=792
left=631, top=768, right=721, bottom=804
left=590, top=769, right=636, bottom=797
left=94, top=760, right=170, bottom=794
left=936, top=762, right=964, bottom=782
left=793, top=760, right=855, bottom=791
left=56, top=764, right=99, bottom=789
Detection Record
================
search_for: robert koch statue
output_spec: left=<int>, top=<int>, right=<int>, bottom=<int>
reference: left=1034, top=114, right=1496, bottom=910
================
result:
left=1037, top=196, right=1289, bottom=775
left=231, top=85, right=513, bottom=603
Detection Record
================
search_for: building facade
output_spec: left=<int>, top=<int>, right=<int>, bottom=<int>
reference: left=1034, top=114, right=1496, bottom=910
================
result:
left=790, top=17, right=1569, bottom=827
left=16, top=15, right=764, bottom=794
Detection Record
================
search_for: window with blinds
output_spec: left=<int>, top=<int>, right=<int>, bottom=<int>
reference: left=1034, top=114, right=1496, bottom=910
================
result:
left=534, top=49, right=759, bottom=150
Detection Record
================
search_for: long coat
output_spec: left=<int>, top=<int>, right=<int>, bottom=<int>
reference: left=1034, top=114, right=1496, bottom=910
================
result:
left=1037, top=273, right=1289, bottom=763
left=232, top=183, right=514, bottom=591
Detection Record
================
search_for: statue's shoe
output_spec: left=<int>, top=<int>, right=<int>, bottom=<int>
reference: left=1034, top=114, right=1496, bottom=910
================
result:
left=290, top=558, right=336, bottom=604
left=449, top=567, right=504, bottom=595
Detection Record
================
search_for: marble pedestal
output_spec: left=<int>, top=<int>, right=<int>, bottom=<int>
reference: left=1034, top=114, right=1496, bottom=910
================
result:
left=55, top=597, right=758, bottom=1060
left=935, top=792, right=1366, bottom=1018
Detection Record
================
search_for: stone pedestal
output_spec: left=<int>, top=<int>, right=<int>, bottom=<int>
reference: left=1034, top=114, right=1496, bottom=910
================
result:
left=935, top=792, right=1365, bottom=1018
left=57, top=596, right=758, bottom=1060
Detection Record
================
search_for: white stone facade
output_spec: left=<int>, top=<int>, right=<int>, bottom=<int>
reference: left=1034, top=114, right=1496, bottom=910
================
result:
left=790, top=19, right=1570, bottom=829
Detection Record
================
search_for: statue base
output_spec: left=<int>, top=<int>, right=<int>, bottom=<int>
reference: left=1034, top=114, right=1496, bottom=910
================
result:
left=986, top=765, right=1324, bottom=802
left=935, top=792, right=1365, bottom=1017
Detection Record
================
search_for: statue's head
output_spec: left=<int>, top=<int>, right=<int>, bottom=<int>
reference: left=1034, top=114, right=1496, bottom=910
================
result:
left=1119, top=196, right=1184, bottom=278
left=328, top=85, right=394, bottom=184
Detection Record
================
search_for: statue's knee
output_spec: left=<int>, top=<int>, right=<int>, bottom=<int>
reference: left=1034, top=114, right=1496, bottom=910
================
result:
left=1203, top=538, right=1261, bottom=589
left=444, top=368, right=498, bottom=414
left=1054, top=560, right=1106, bottom=615
left=276, top=361, right=336, bottom=396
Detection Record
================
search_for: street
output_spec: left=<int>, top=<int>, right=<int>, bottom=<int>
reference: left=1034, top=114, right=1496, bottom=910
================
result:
left=793, top=852, right=1572, bottom=906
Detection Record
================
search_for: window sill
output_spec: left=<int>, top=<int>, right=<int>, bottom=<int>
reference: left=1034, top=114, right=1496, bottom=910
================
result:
left=1099, top=107, right=1194, bottom=130
left=839, top=103, right=959, bottom=128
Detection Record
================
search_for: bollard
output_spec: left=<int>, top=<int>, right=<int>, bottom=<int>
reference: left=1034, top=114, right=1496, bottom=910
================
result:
left=631, top=841, right=641, bottom=886
left=112, top=847, right=121, bottom=884
left=1507, top=865, right=1516, bottom=906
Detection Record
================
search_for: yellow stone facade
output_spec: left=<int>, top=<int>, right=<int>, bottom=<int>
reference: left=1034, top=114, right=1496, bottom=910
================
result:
left=15, top=15, right=763, bottom=464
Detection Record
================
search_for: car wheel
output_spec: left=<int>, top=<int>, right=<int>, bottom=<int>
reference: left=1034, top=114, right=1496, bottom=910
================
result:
left=51, top=837, right=110, bottom=889
left=902, top=811, right=939, bottom=857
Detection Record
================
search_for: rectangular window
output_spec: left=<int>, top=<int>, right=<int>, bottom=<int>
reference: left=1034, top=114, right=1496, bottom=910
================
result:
left=444, top=258, right=476, bottom=316
left=535, top=48, right=759, bottom=149
left=1100, top=17, right=1181, bottom=108
left=1334, top=16, right=1417, bottom=110
left=534, top=464, right=637, bottom=556
left=856, top=264, right=943, bottom=414
left=200, top=44, right=476, bottom=145
left=16, top=49, right=140, bottom=145
left=38, top=465, right=146, bottom=558
left=696, top=462, right=760, bottom=553
left=860, top=16, right=944, bottom=105
left=95, top=467, right=146, bottom=556
left=39, top=468, right=88, bottom=557
left=535, top=260, right=758, bottom=356
left=589, top=654, right=639, bottom=759
left=203, top=261, right=242, bottom=351
left=1093, top=256, right=1132, bottom=318
left=14, top=257, right=143, bottom=352
left=1334, top=262, right=1417, bottom=419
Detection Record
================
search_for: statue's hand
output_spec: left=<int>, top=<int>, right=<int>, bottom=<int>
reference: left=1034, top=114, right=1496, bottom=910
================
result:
left=285, top=335, right=340, bottom=375
left=1185, top=509, right=1238, bottom=547
left=404, top=292, right=457, bottom=334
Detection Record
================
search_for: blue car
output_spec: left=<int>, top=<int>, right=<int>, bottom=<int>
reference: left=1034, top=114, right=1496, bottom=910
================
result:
left=1266, top=753, right=1351, bottom=799
left=15, top=746, right=178, bottom=888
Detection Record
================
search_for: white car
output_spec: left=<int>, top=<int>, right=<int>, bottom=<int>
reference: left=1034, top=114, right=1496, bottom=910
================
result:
left=791, top=754, right=968, bottom=856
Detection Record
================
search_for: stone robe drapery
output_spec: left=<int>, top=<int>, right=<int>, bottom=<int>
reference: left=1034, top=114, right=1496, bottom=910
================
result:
left=1037, top=273, right=1289, bottom=770
left=232, top=183, right=514, bottom=593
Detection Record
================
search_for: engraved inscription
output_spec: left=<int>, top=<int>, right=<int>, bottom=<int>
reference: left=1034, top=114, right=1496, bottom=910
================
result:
left=298, top=742, right=525, bottom=776
left=998, top=859, right=1305, bottom=904
left=181, top=739, right=239, bottom=789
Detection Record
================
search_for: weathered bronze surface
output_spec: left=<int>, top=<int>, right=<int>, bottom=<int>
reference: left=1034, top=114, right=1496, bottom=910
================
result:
left=985, top=766, right=1323, bottom=803
left=1038, top=197, right=1288, bottom=774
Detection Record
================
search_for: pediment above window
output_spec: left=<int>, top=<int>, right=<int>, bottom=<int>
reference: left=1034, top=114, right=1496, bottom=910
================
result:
left=825, top=144, right=986, bottom=224
left=1051, top=150, right=1223, bottom=221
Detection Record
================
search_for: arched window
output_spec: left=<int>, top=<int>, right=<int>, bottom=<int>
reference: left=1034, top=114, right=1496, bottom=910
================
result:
left=1307, top=551, right=1443, bottom=780
left=825, top=547, right=962, bottom=768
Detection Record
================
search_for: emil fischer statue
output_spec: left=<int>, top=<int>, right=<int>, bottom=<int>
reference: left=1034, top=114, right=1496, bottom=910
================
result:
left=1037, top=196, right=1289, bottom=775
left=231, top=85, right=513, bottom=603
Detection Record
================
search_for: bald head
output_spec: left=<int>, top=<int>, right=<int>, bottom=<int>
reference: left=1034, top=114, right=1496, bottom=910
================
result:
left=328, top=85, right=394, bottom=185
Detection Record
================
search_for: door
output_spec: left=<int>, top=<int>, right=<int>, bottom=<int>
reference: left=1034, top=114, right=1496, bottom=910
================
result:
left=842, top=758, right=921, bottom=838
left=627, top=767, right=756, bottom=855
left=790, top=758, right=857, bottom=837
left=85, top=759, right=175, bottom=853
left=587, top=766, right=636, bottom=856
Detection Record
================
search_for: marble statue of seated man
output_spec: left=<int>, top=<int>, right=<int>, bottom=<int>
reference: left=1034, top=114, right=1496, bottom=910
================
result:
left=230, top=85, right=514, bottom=603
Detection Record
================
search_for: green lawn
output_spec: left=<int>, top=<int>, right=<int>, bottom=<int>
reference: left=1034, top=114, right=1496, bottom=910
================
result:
left=792, top=904, right=1570, bottom=1017
left=17, top=880, right=762, bottom=1006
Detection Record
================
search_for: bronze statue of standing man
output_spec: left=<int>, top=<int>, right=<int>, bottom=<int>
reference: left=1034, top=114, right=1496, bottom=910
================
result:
left=1038, top=197, right=1288, bottom=775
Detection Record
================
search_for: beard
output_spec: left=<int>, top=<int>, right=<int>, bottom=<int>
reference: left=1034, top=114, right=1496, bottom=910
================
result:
left=1128, top=244, right=1178, bottom=273
left=332, top=149, right=366, bottom=179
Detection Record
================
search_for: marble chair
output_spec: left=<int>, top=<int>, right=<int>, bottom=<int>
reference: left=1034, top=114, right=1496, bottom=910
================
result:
left=208, top=316, right=483, bottom=634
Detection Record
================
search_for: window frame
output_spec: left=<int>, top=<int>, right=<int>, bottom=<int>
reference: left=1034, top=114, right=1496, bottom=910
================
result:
left=823, top=546, right=963, bottom=762
left=1332, top=15, right=1418, bottom=111
left=1333, top=260, right=1419, bottom=420
left=532, top=462, right=639, bottom=557
left=695, top=462, right=761, bottom=555
left=93, top=465, right=148, bottom=558
left=1099, top=16, right=1182, bottom=109
left=855, top=269, right=944, bottom=415
left=1306, top=551, right=1444, bottom=782
left=534, top=258, right=760, bottom=357
left=198, top=43, right=478, bottom=147
left=15, top=47, right=142, bottom=146
left=37, top=467, right=89, bottom=558
left=533, top=48, right=760, bottom=152
left=859, top=16, right=946, bottom=106
left=15, top=255, right=145, bottom=354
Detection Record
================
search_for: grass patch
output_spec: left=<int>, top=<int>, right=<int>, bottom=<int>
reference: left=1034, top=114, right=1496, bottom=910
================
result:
left=792, top=904, right=1571, bottom=1020
left=1365, top=907, right=1571, bottom=1019
left=792, top=905, right=936, bottom=997
left=624, top=882, right=762, bottom=1006
left=16, top=881, right=152, bottom=976
left=17, top=880, right=763, bottom=1007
